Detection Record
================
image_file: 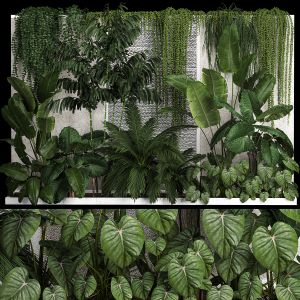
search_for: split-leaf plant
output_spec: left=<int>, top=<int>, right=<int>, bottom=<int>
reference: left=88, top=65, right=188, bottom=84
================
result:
left=167, top=22, right=298, bottom=201
left=1, top=209, right=300, bottom=300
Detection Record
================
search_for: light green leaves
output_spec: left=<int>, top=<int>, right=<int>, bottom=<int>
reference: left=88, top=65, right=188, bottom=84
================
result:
left=280, top=210, right=300, bottom=222
left=111, top=276, right=132, bottom=300
left=221, top=167, right=238, bottom=187
left=203, top=210, right=244, bottom=258
left=43, top=286, right=66, bottom=300
left=0, top=162, right=28, bottom=181
left=207, top=285, right=233, bottom=300
left=145, top=237, right=166, bottom=256
left=74, top=274, right=96, bottom=300
left=238, top=272, right=262, bottom=300
left=0, top=267, right=40, bottom=300
left=252, top=222, right=298, bottom=273
left=101, top=216, right=145, bottom=268
left=275, top=278, right=300, bottom=300
left=131, top=272, right=154, bottom=300
left=61, top=210, right=94, bottom=247
left=151, top=286, right=178, bottom=300
left=165, top=74, right=195, bottom=93
left=136, top=209, right=178, bottom=235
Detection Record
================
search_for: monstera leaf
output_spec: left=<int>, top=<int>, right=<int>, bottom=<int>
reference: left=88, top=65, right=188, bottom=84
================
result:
left=74, top=274, right=96, bottom=300
left=207, top=285, right=233, bottom=300
left=101, top=216, right=145, bottom=268
left=238, top=272, right=262, bottom=300
left=0, top=211, right=40, bottom=258
left=202, top=209, right=244, bottom=258
left=131, top=272, right=154, bottom=300
left=275, top=278, right=300, bottom=300
left=252, top=222, right=298, bottom=273
left=61, top=210, right=94, bottom=247
left=151, top=286, right=179, bottom=300
left=111, top=276, right=132, bottom=300
left=136, top=209, right=178, bottom=235
left=0, top=267, right=41, bottom=300
left=145, top=237, right=166, bottom=256
left=43, top=286, right=66, bottom=300
left=168, top=253, right=205, bottom=297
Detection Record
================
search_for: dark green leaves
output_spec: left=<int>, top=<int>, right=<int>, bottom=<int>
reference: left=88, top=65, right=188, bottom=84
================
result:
left=256, top=104, right=293, bottom=122
left=111, top=276, right=132, bottom=300
left=43, top=286, right=66, bottom=300
left=59, top=127, right=81, bottom=153
left=65, top=168, right=88, bottom=198
left=254, top=74, right=276, bottom=107
left=0, top=162, right=28, bottom=181
left=131, top=272, right=154, bottom=300
left=26, top=177, right=40, bottom=205
left=238, top=272, right=262, bottom=300
left=74, top=274, right=97, bottom=300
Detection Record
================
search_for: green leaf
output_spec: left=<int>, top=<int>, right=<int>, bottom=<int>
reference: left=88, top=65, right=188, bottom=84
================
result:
left=216, top=242, right=250, bottom=283
left=252, top=222, right=298, bottom=274
left=74, top=274, right=96, bottom=300
left=0, top=267, right=40, bottom=300
left=61, top=210, right=94, bottom=247
left=275, top=170, right=292, bottom=188
left=280, top=210, right=300, bottom=222
left=101, top=216, right=145, bottom=268
left=257, top=164, right=274, bottom=182
left=256, top=104, right=293, bottom=122
left=7, top=77, right=36, bottom=112
left=226, top=121, right=254, bottom=142
left=0, top=162, right=28, bottom=181
left=26, top=177, right=40, bottom=205
left=283, top=158, right=299, bottom=173
left=37, top=117, right=55, bottom=133
left=221, top=167, right=238, bottom=187
left=59, top=127, right=81, bottom=153
left=233, top=54, right=255, bottom=87
left=65, top=168, right=88, bottom=198
left=213, top=98, right=243, bottom=120
left=202, top=209, right=245, bottom=258
left=186, top=81, right=220, bottom=128
left=111, top=276, right=132, bottom=300
left=41, top=162, right=65, bottom=185
left=202, top=68, right=227, bottom=102
left=217, top=24, right=240, bottom=72
left=207, top=285, right=233, bottom=300
left=275, top=278, right=300, bottom=300
left=239, top=90, right=255, bottom=122
left=253, top=74, right=276, bottom=107
left=210, top=119, right=236, bottom=149
left=37, top=71, right=59, bottom=103
left=151, top=286, right=179, bottom=300
left=165, top=228, right=196, bottom=253
left=260, top=139, right=280, bottom=167
left=168, top=253, right=205, bottom=297
left=156, top=252, right=185, bottom=272
left=1, top=105, right=19, bottom=131
left=145, top=237, right=166, bottom=256
left=238, top=272, right=262, bottom=300
left=13, top=133, right=30, bottom=165
left=165, top=74, right=195, bottom=93
left=132, top=272, right=154, bottom=300
left=136, top=209, right=178, bottom=235
left=43, top=286, right=66, bottom=300
left=0, top=211, right=40, bottom=258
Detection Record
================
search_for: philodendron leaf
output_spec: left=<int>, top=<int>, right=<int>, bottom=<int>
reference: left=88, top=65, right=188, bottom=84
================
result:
left=26, top=177, right=40, bottom=205
left=74, top=274, right=96, bottom=300
left=136, top=209, right=178, bottom=235
left=252, top=222, right=298, bottom=274
left=187, top=81, right=220, bottom=128
left=282, top=157, right=299, bottom=173
left=238, top=272, right=262, bottom=300
left=59, top=126, right=81, bottom=153
left=202, top=209, right=245, bottom=259
left=217, top=23, right=240, bottom=73
left=65, top=168, right=88, bottom=198
left=254, top=74, right=276, bottom=107
left=145, top=237, right=166, bottom=256
left=131, top=272, right=154, bottom=300
left=280, top=210, right=300, bottom=222
left=0, top=211, right=41, bottom=258
left=101, top=216, right=145, bottom=268
left=168, top=253, right=205, bottom=297
left=151, top=286, right=179, bottom=300
left=0, top=267, right=40, bottom=300
left=275, top=278, right=300, bottom=300
left=165, top=74, right=195, bottom=93
left=43, top=285, right=66, bottom=300
left=61, top=210, right=94, bottom=247
left=207, top=285, right=233, bottom=300
left=256, top=104, right=293, bottom=122
left=155, top=252, right=184, bottom=272
left=0, top=162, right=29, bottom=181
left=216, top=242, right=251, bottom=283
left=111, top=276, right=132, bottom=300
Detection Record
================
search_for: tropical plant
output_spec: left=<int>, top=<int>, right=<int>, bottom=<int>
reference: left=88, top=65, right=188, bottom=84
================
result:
left=1, top=209, right=300, bottom=300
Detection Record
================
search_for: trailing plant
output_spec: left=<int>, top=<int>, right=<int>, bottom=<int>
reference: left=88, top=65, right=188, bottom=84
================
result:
left=1, top=209, right=300, bottom=300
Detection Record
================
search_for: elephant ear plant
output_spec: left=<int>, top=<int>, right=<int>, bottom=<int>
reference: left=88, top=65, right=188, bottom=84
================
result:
left=167, top=23, right=298, bottom=201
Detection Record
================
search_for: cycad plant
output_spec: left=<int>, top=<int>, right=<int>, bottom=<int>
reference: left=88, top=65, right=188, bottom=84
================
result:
left=102, top=103, right=201, bottom=202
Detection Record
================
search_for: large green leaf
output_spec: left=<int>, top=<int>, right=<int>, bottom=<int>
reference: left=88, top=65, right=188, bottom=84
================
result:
left=101, top=216, right=145, bottom=268
left=257, top=104, right=293, bottom=122
left=280, top=210, right=300, bottom=222
left=202, top=209, right=245, bottom=258
left=207, top=285, right=233, bottom=300
left=239, top=90, right=255, bottom=123
left=43, top=286, right=66, bottom=300
left=253, top=74, right=276, bottom=107
left=226, top=121, right=254, bottom=142
left=186, top=81, right=220, bottom=128
left=0, top=211, right=40, bottom=258
left=165, top=74, right=195, bottom=93
left=13, top=133, right=30, bottom=165
left=74, top=274, right=96, bottom=300
left=217, top=24, right=240, bottom=73
left=151, top=286, right=179, bottom=300
left=216, top=242, right=250, bottom=283
left=202, top=68, right=227, bottom=102
left=214, top=98, right=243, bottom=120
left=0, top=267, right=40, bottom=300
left=252, top=222, right=298, bottom=273
left=0, top=162, right=28, bottom=181
left=238, top=272, right=262, bottom=300
left=131, top=272, right=154, bottom=300
left=111, top=276, right=132, bottom=300
left=275, top=278, right=300, bottom=300
left=7, top=77, right=36, bottom=112
left=260, top=139, right=280, bottom=167
left=210, top=119, right=236, bottom=149
left=37, top=71, right=59, bottom=103
left=26, top=177, right=40, bottom=205
left=37, top=117, right=55, bottom=134
left=156, top=252, right=185, bottom=272
left=58, top=127, right=81, bottom=153
left=165, top=228, right=196, bottom=253
left=61, top=210, right=94, bottom=247
left=136, top=209, right=178, bottom=235
left=145, top=237, right=166, bottom=256
left=41, top=162, right=65, bottom=185
left=168, top=253, right=205, bottom=297
left=1, top=105, right=19, bottom=131
left=233, top=54, right=255, bottom=87
left=65, top=168, right=88, bottom=198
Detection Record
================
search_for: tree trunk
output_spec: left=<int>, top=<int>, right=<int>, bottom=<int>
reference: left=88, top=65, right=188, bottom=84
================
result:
left=179, top=209, right=200, bottom=234
left=247, top=151, right=257, bottom=175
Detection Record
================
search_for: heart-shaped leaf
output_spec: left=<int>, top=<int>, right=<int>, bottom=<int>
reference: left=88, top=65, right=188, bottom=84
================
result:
left=43, top=285, right=66, bottom=300
left=252, top=222, right=298, bottom=273
left=111, top=276, right=132, bottom=300
left=207, top=285, right=233, bottom=300
left=0, top=267, right=40, bottom=300
left=275, top=278, right=300, bottom=300
left=156, top=252, right=184, bottom=272
left=145, top=237, right=166, bottom=256
left=74, top=274, right=96, bottom=300
left=238, top=272, right=262, bottom=300
left=131, top=272, right=154, bottom=300
left=151, top=286, right=179, bottom=300
left=203, top=209, right=245, bottom=258
left=101, top=216, right=145, bottom=268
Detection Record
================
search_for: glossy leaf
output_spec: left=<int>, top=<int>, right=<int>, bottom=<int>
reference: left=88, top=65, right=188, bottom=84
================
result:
left=43, top=286, right=66, bottom=300
left=41, top=162, right=65, bottom=185
left=239, top=90, right=255, bottom=122
left=207, top=285, right=233, bottom=300
left=0, top=162, right=28, bottom=181
left=238, top=272, right=262, bottom=300
left=74, top=274, right=96, bottom=300
left=131, top=272, right=154, bottom=300
left=37, top=117, right=55, bottom=133
left=13, top=133, right=30, bottom=165
left=156, top=252, right=185, bottom=272
left=26, top=177, right=40, bottom=205
left=111, top=276, right=132, bottom=300
left=280, top=210, right=300, bottom=223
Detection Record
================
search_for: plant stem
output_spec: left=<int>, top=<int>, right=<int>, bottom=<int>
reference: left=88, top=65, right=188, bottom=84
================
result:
left=89, top=110, right=93, bottom=142
left=29, top=240, right=38, bottom=278
left=119, top=98, right=126, bottom=128
left=39, top=224, right=46, bottom=287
